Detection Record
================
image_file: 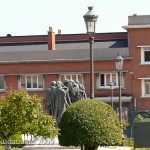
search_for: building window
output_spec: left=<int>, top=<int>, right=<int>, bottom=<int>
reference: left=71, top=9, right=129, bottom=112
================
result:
left=144, top=51, right=150, bottom=62
left=20, top=75, right=44, bottom=90
left=141, top=79, right=150, bottom=97
left=98, top=73, right=124, bottom=88
left=141, top=47, right=150, bottom=64
left=60, top=74, right=83, bottom=84
left=0, top=76, right=5, bottom=90
left=145, top=80, right=150, bottom=95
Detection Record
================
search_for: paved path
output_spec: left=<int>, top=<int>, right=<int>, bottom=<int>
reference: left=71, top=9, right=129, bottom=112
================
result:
left=22, top=145, right=132, bottom=150
left=22, top=136, right=132, bottom=150
left=98, top=146, right=131, bottom=150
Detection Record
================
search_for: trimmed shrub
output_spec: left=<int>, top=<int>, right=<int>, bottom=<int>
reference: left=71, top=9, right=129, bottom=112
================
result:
left=59, top=99, right=122, bottom=149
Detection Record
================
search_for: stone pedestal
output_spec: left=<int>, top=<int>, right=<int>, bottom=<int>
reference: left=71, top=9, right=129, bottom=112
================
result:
left=22, top=136, right=80, bottom=150
left=22, top=136, right=131, bottom=150
left=23, top=145, right=80, bottom=150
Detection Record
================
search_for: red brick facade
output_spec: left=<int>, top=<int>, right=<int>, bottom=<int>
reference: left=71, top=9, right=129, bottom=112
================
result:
left=0, top=15, right=150, bottom=122
left=127, top=28, right=150, bottom=110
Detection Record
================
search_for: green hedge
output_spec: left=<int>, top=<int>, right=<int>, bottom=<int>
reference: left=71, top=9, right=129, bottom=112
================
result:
left=59, top=99, right=122, bottom=148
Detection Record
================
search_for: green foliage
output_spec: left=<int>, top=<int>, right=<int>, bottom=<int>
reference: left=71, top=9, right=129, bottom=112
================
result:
left=28, top=114, right=58, bottom=138
left=135, top=114, right=150, bottom=121
left=9, top=134, right=22, bottom=142
left=0, top=90, right=58, bottom=149
left=9, top=134, right=24, bottom=148
left=122, top=118, right=129, bottom=130
left=135, top=148, right=150, bottom=150
left=59, top=99, right=122, bottom=148
left=124, top=138, right=134, bottom=147
left=0, top=90, right=41, bottom=139
left=0, top=146, right=4, bottom=150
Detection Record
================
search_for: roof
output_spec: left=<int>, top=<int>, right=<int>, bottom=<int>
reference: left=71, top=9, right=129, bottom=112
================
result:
left=0, top=48, right=129, bottom=63
left=56, top=39, right=128, bottom=50
left=0, top=38, right=129, bottom=63
left=0, top=39, right=127, bottom=50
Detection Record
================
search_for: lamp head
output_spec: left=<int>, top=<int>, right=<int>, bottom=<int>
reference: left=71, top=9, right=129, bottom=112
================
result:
left=83, top=6, right=98, bottom=35
left=115, top=53, right=124, bottom=70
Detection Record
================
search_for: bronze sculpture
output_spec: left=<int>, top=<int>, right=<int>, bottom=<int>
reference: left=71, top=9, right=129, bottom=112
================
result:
left=45, top=79, right=87, bottom=122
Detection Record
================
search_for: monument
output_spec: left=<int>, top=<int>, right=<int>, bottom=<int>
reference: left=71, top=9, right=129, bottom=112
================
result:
left=45, top=79, right=87, bottom=122
left=23, top=80, right=87, bottom=150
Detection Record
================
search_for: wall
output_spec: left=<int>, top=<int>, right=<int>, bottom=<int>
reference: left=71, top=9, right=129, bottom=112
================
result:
left=128, top=28, right=150, bottom=109
left=0, top=59, right=132, bottom=99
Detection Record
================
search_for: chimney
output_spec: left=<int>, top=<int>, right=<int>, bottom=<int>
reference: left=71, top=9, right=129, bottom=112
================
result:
left=48, top=27, right=56, bottom=50
left=58, top=29, right=61, bottom=34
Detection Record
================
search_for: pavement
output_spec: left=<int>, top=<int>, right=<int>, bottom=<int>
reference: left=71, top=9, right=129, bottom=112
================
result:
left=22, top=145, right=132, bottom=150
left=98, top=146, right=132, bottom=150
left=22, top=136, right=132, bottom=150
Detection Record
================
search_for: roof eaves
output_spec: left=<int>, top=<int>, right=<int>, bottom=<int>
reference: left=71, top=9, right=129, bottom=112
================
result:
left=0, top=41, right=48, bottom=46
left=94, top=57, right=133, bottom=61
left=0, top=59, right=90, bottom=64
left=0, top=57, right=133, bottom=64
left=123, top=25, right=150, bottom=30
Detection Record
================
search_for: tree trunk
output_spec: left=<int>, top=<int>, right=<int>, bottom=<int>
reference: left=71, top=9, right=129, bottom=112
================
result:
left=5, top=144, right=11, bottom=150
left=5, top=137, right=11, bottom=150
left=84, top=146, right=98, bottom=150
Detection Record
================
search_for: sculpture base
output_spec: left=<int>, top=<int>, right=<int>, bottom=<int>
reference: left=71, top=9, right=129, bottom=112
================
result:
left=22, top=136, right=131, bottom=150
left=22, top=136, right=80, bottom=150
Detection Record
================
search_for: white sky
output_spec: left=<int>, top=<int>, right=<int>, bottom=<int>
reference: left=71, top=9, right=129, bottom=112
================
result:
left=0, top=0, right=150, bottom=36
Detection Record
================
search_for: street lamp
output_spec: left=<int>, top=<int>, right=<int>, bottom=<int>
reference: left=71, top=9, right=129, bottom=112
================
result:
left=83, top=6, right=98, bottom=99
left=110, top=82, right=114, bottom=108
left=115, top=53, right=124, bottom=144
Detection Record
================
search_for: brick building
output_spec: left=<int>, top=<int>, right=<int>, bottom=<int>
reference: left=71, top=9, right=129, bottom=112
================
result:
left=0, top=15, right=150, bottom=134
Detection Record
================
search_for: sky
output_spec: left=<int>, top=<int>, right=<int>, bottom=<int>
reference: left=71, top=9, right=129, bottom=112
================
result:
left=1, top=0, right=150, bottom=36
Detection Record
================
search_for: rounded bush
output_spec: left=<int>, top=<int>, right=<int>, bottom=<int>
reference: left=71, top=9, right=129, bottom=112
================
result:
left=58, top=99, right=122, bottom=148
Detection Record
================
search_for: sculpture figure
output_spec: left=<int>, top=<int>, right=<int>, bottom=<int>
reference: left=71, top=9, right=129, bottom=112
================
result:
left=45, top=81, right=56, bottom=116
left=53, top=81, right=69, bottom=122
left=45, top=79, right=87, bottom=122
left=64, top=79, right=76, bottom=103
left=75, top=80, right=87, bottom=100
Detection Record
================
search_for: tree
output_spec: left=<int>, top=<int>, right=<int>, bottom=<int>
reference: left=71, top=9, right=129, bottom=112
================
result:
left=58, top=99, right=122, bottom=150
left=0, top=90, right=58, bottom=150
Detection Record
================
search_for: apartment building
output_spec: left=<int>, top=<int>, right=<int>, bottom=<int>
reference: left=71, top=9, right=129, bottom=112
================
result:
left=0, top=15, right=150, bottom=129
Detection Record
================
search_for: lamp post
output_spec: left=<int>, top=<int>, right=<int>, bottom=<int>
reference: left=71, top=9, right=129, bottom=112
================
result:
left=110, top=82, right=114, bottom=108
left=83, top=6, right=98, bottom=99
left=115, top=53, right=124, bottom=144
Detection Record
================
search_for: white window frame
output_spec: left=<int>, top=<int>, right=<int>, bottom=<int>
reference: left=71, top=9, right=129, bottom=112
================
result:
left=141, top=78, right=150, bottom=97
left=98, top=72, right=124, bottom=89
left=20, top=74, right=44, bottom=91
left=139, top=46, right=150, bottom=64
left=59, top=74, right=83, bottom=84
left=0, top=76, right=5, bottom=91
